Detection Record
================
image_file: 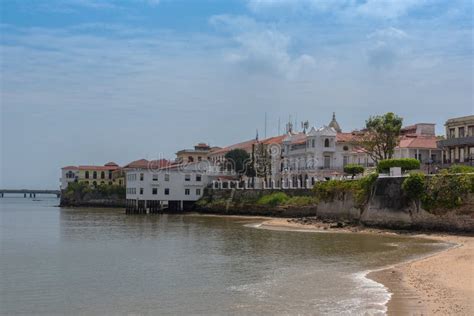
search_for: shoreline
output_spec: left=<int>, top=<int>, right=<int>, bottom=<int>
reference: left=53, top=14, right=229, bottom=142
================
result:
left=256, top=217, right=474, bottom=315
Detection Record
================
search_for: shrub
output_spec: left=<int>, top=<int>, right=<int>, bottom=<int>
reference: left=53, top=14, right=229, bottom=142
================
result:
left=377, top=158, right=420, bottom=173
left=282, top=196, right=318, bottom=206
left=313, top=173, right=378, bottom=208
left=422, top=172, right=474, bottom=212
left=257, top=192, right=289, bottom=206
left=402, top=172, right=426, bottom=200
left=343, top=164, right=365, bottom=179
left=448, top=164, right=474, bottom=174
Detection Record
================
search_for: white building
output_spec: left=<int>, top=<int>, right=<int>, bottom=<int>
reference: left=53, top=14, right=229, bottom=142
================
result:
left=125, top=161, right=220, bottom=212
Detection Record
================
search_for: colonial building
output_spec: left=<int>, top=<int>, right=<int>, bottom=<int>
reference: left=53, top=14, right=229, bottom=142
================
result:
left=175, top=143, right=219, bottom=163
left=60, top=162, right=123, bottom=190
left=280, top=114, right=358, bottom=186
left=438, top=115, right=474, bottom=165
left=350, top=123, right=442, bottom=169
left=125, top=161, right=221, bottom=212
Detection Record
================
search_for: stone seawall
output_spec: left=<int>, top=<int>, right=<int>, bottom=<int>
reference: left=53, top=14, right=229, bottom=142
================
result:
left=60, top=191, right=125, bottom=208
left=198, top=177, right=474, bottom=232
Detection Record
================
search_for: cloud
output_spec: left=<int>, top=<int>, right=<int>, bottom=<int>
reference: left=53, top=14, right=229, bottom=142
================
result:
left=247, top=0, right=426, bottom=18
left=210, top=15, right=316, bottom=79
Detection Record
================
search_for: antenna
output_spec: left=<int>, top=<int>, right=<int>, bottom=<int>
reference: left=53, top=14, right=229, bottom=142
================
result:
left=278, top=117, right=281, bottom=135
left=264, top=112, right=267, bottom=139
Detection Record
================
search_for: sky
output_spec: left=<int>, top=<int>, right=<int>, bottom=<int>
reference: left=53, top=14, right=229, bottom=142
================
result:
left=1, top=0, right=473, bottom=189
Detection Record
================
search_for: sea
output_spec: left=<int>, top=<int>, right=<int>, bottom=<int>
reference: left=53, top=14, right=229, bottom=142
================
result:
left=0, top=197, right=447, bottom=315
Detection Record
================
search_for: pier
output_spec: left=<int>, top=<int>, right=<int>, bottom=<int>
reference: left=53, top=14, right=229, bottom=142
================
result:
left=0, top=189, right=61, bottom=198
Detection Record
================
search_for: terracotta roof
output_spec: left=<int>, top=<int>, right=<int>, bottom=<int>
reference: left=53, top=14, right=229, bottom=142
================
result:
left=211, top=135, right=287, bottom=155
left=124, top=159, right=171, bottom=169
left=62, top=166, right=79, bottom=170
left=77, top=165, right=120, bottom=171
left=62, top=163, right=121, bottom=171
left=397, top=136, right=439, bottom=149
left=336, top=132, right=357, bottom=142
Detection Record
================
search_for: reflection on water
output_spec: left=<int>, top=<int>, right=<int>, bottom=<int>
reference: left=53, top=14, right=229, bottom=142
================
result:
left=1, top=198, right=446, bottom=315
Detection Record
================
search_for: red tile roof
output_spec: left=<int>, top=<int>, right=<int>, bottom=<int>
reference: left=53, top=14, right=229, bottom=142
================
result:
left=61, top=166, right=79, bottom=170
left=336, top=132, right=357, bottom=142
left=123, top=159, right=171, bottom=170
left=397, top=136, right=439, bottom=149
left=210, top=135, right=286, bottom=156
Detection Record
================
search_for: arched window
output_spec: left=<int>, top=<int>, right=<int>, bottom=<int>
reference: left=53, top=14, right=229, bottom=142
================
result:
left=101, top=171, right=105, bottom=179
left=324, top=139, right=330, bottom=147
left=93, top=171, right=97, bottom=179
left=85, top=171, right=89, bottom=179
left=188, top=156, right=194, bottom=162
left=92, top=181, right=97, bottom=187
left=108, top=181, right=113, bottom=185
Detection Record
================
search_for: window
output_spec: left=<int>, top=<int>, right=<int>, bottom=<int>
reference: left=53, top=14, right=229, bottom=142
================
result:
left=152, top=188, right=157, bottom=195
left=101, top=171, right=105, bottom=179
left=140, top=188, right=144, bottom=195
left=324, top=156, right=330, bottom=169
left=459, top=127, right=465, bottom=138
left=196, top=188, right=201, bottom=195
left=196, top=174, right=202, bottom=182
left=140, top=173, right=144, bottom=181
left=324, top=139, right=330, bottom=147
left=468, top=126, right=474, bottom=137
left=93, top=181, right=97, bottom=187
left=449, top=128, right=455, bottom=138
left=164, top=188, right=170, bottom=195
left=100, top=181, right=105, bottom=185
left=185, top=189, right=190, bottom=195
left=85, top=171, right=89, bottom=179
left=198, top=156, right=202, bottom=161
left=165, top=174, right=170, bottom=181
left=312, top=139, right=315, bottom=147
left=108, top=181, right=112, bottom=185
left=343, top=156, right=349, bottom=166
left=188, top=156, right=194, bottom=162
left=93, top=171, right=97, bottom=179
left=152, top=174, right=158, bottom=181
left=343, top=146, right=349, bottom=151
left=185, top=174, right=191, bottom=181
left=108, top=171, right=112, bottom=179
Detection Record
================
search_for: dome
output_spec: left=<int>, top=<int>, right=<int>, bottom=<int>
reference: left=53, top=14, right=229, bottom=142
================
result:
left=104, top=162, right=118, bottom=167
left=328, top=112, right=342, bottom=133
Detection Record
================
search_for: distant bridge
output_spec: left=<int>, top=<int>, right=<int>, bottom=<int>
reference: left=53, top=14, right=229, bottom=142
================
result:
left=0, top=189, right=61, bottom=198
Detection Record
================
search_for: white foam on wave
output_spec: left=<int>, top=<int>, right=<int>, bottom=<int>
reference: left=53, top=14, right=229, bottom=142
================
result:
left=351, top=270, right=392, bottom=315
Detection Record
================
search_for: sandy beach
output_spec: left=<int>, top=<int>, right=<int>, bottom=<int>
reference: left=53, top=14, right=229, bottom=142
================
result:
left=260, top=218, right=474, bottom=315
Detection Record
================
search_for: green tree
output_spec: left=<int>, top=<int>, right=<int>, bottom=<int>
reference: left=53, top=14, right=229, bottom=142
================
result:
left=356, top=112, right=403, bottom=164
left=224, top=149, right=252, bottom=178
left=343, top=164, right=365, bottom=179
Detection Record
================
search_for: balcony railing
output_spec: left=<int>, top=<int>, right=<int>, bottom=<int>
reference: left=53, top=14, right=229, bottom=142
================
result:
left=438, top=136, right=474, bottom=147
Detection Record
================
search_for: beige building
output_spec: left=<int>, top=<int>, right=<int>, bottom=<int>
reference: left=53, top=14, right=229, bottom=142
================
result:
left=175, top=143, right=218, bottom=163
left=438, top=115, right=474, bottom=164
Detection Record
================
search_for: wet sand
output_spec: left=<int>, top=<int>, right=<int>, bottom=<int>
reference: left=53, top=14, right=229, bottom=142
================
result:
left=260, top=218, right=474, bottom=315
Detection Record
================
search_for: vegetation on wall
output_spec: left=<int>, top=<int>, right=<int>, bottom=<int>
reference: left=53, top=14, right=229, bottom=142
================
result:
left=257, top=192, right=290, bottom=206
left=377, top=158, right=420, bottom=173
left=224, top=148, right=253, bottom=178
left=312, top=173, right=378, bottom=208
left=402, top=170, right=474, bottom=213
left=343, top=164, right=365, bottom=179
left=64, top=182, right=125, bottom=200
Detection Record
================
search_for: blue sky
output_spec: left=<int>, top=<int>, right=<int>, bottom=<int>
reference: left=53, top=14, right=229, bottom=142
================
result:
left=1, top=0, right=473, bottom=189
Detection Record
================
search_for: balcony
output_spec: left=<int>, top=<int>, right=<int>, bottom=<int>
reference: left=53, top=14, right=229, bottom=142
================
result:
left=438, top=136, right=474, bottom=148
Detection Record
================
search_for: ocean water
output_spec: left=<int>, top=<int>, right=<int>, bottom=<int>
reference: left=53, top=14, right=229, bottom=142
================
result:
left=0, top=197, right=446, bottom=315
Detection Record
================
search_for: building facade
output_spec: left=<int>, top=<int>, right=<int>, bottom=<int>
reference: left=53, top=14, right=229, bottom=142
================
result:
left=175, top=143, right=218, bottom=164
left=438, top=115, right=474, bottom=165
left=60, top=162, right=123, bottom=190
left=125, top=162, right=220, bottom=212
